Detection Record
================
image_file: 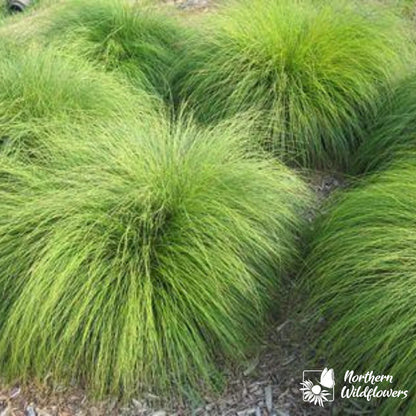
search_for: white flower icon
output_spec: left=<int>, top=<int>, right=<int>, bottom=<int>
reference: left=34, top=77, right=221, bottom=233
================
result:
left=300, top=367, right=335, bottom=407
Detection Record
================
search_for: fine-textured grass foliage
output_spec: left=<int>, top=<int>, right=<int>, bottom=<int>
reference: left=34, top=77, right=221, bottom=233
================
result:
left=0, top=1, right=62, bottom=42
left=304, top=159, right=416, bottom=414
left=178, top=0, right=411, bottom=168
left=0, top=0, right=56, bottom=20
left=0, top=116, right=312, bottom=399
left=0, top=42, right=155, bottom=159
left=40, top=0, right=188, bottom=100
left=354, top=73, right=416, bottom=173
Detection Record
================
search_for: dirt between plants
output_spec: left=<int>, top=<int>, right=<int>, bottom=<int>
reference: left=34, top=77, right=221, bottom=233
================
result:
left=162, top=0, right=213, bottom=11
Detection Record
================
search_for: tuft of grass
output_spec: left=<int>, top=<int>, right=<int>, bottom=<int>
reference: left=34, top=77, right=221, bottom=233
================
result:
left=40, top=0, right=189, bottom=101
left=303, top=158, right=416, bottom=414
left=0, top=42, right=155, bottom=159
left=354, top=73, right=416, bottom=174
left=0, top=115, right=312, bottom=399
left=178, top=0, right=412, bottom=168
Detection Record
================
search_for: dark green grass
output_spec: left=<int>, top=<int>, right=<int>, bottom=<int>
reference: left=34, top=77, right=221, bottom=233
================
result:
left=0, top=41, right=155, bottom=159
left=0, top=115, right=313, bottom=399
left=40, top=0, right=189, bottom=101
left=178, top=0, right=412, bottom=169
left=354, top=73, right=416, bottom=173
left=303, top=158, right=416, bottom=414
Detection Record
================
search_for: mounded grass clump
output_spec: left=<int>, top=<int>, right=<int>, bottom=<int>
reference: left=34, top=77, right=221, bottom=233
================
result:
left=0, top=42, right=154, bottom=158
left=41, top=0, right=188, bottom=100
left=0, top=116, right=312, bottom=399
left=179, top=0, right=411, bottom=168
left=304, top=159, right=416, bottom=414
left=354, top=73, right=416, bottom=173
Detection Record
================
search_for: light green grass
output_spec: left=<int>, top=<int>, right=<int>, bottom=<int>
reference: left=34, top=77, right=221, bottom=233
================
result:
left=0, top=115, right=312, bottom=399
left=303, top=158, right=416, bottom=414
left=178, top=0, right=412, bottom=168
left=39, top=0, right=189, bottom=101
left=0, top=0, right=57, bottom=19
left=0, top=1, right=63, bottom=41
left=0, top=41, right=156, bottom=159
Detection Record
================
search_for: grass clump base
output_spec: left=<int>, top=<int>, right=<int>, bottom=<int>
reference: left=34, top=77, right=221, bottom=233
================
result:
left=304, top=159, right=416, bottom=414
left=179, top=0, right=411, bottom=168
left=0, top=117, right=312, bottom=400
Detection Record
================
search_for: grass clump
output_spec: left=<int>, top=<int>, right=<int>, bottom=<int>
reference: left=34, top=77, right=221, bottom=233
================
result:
left=0, top=116, right=312, bottom=399
left=40, top=0, right=188, bottom=100
left=0, top=42, right=154, bottom=159
left=354, top=73, right=416, bottom=173
left=303, top=159, right=416, bottom=414
left=179, top=0, right=411, bottom=168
